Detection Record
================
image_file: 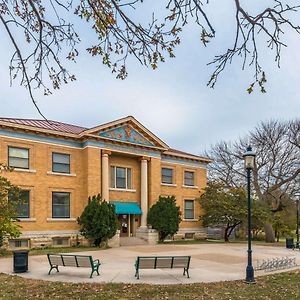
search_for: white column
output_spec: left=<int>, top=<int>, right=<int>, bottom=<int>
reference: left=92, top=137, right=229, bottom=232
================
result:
left=140, top=157, right=149, bottom=227
left=102, top=150, right=110, bottom=202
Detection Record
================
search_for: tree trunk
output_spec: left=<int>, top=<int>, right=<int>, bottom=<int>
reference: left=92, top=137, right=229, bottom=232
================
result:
left=224, top=227, right=229, bottom=242
left=264, top=223, right=275, bottom=243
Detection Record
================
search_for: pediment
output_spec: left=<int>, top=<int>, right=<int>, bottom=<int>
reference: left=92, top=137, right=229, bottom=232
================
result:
left=82, top=116, right=168, bottom=149
left=99, top=124, right=155, bottom=146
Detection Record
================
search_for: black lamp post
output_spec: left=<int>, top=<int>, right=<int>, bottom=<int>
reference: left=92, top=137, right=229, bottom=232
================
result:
left=295, top=192, right=300, bottom=249
left=243, top=145, right=256, bottom=283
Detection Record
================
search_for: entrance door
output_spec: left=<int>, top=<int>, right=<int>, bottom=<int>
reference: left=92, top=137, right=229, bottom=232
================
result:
left=119, top=214, right=128, bottom=237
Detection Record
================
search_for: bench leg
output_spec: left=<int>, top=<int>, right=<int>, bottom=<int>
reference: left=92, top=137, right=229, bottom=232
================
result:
left=48, top=266, right=59, bottom=275
left=135, top=270, right=140, bottom=279
left=186, top=269, right=190, bottom=278
left=96, top=267, right=100, bottom=276
left=183, top=268, right=186, bottom=276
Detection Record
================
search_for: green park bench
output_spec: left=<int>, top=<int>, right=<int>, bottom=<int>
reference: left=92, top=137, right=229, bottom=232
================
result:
left=47, top=253, right=101, bottom=278
left=134, top=255, right=191, bottom=279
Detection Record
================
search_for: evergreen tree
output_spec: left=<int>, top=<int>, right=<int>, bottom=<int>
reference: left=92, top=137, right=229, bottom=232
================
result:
left=78, top=194, right=118, bottom=247
left=147, top=196, right=181, bottom=242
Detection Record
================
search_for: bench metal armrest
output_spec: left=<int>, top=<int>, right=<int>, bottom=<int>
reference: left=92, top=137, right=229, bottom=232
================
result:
left=93, top=259, right=100, bottom=265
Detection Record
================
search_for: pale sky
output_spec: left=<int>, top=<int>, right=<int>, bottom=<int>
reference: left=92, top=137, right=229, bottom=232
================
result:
left=0, top=2, right=299, bottom=155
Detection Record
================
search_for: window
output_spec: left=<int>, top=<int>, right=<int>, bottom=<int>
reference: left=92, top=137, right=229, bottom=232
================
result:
left=184, top=200, right=195, bottom=219
left=184, top=171, right=195, bottom=186
left=110, top=166, right=132, bottom=189
left=9, top=190, right=30, bottom=218
left=52, top=237, right=69, bottom=246
left=161, top=168, right=173, bottom=184
left=185, top=232, right=195, bottom=239
left=8, top=147, right=29, bottom=169
left=52, top=153, right=70, bottom=174
left=9, top=239, right=29, bottom=248
left=52, top=192, right=70, bottom=218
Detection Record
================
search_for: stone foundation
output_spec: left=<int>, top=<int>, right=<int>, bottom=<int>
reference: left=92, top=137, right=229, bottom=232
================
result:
left=136, top=227, right=158, bottom=245
left=2, top=230, right=121, bottom=250
left=173, top=233, right=185, bottom=240
left=108, top=230, right=120, bottom=248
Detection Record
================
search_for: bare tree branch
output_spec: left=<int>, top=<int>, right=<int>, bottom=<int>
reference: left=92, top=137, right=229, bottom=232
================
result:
left=1, top=1, right=300, bottom=116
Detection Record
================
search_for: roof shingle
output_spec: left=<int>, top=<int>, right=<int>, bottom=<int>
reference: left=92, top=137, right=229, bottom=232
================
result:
left=0, top=118, right=87, bottom=135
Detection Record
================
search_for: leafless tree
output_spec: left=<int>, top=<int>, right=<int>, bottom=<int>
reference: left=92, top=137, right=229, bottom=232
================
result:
left=207, top=119, right=300, bottom=242
left=1, top=1, right=300, bottom=116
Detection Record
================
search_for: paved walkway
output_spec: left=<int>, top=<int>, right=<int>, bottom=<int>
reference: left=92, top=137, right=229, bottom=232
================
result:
left=1, top=243, right=299, bottom=285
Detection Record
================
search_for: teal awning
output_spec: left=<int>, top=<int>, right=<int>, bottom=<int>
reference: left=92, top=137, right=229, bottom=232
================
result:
left=111, top=201, right=142, bottom=215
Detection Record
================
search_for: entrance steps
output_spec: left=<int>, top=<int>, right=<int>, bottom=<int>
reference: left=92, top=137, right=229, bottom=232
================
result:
left=120, top=237, right=148, bottom=246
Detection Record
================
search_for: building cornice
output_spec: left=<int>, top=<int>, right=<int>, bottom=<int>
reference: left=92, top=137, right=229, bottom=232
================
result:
left=0, top=118, right=211, bottom=164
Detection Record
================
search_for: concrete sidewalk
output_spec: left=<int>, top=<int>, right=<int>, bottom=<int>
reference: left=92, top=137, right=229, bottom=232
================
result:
left=1, top=243, right=299, bottom=285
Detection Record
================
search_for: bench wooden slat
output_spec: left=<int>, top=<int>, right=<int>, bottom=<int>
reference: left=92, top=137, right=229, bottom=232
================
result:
left=77, top=256, right=93, bottom=268
left=138, top=258, right=156, bottom=269
left=135, top=255, right=191, bottom=279
left=173, top=257, right=190, bottom=267
left=49, top=255, right=64, bottom=266
left=61, top=256, right=78, bottom=267
left=156, top=257, right=173, bottom=268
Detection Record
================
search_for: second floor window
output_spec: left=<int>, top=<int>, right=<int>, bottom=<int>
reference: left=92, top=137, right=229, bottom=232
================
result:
left=52, top=153, right=70, bottom=174
left=9, top=190, right=30, bottom=218
left=184, top=171, right=195, bottom=186
left=52, top=192, right=70, bottom=218
left=161, top=168, right=173, bottom=184
left=110, top=166, right=132, bottom=189
left=8, top=147, right=29, bottom=169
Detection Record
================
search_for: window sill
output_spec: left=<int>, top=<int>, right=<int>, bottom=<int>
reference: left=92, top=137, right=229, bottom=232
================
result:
left=109, top=188, right=136, bottom=193
left=46, top=218, right=76, bottom=222
left=18, top=218, right=36, bottom=222
left=182, top=185, right=198, bottom=189
left=47, top=171, right=76, bottom=177
left=183, top=219, right=198, bottom=222
left=161, top=183, right=177, bottom=187
left=13, top=169, right=36, bottom=173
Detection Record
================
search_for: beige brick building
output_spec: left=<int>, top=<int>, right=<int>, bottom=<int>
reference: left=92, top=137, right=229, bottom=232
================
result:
left=0, top=116, right=211, bottom=249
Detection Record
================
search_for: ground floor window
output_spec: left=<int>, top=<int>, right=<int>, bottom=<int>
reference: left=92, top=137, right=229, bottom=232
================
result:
left=52, top=192, right=70, bottom=218
left=184, top=200, right=195, bottom=219
left=8, top=190, right=30, bottom=218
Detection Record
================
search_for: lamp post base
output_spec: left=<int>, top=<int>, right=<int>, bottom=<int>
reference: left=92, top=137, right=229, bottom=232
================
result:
left=245, top=265, right=255, bottom=283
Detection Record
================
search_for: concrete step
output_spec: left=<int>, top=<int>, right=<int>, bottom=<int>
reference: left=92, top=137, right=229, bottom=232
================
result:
left=120, top=237, right=148, bottom=246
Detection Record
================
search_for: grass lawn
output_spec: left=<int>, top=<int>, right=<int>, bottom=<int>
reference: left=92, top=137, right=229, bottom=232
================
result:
left=0, top=270, right=300, bottom=299
left=0, top=246, right=105, bottom=258
left=161, top=239, right=286, bottom=247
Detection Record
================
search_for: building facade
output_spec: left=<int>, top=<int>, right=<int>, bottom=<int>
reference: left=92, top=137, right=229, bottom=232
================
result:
left=0, top=116, right=211, bottom=249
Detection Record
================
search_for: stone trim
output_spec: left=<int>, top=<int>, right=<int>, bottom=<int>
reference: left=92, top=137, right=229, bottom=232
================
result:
left=47, top=171, right=76, bottom=177
left=182, top=185, right=199, bottom=189
left=109, top=188, right=136, bottom=193
left=161, top=183, right=177, bottom=187
left=13, top=168, right=36, bottom=173
left=46, top=218, right=77, bottom=222
left=21, top=230, right=80, bottom=237
left=18, top=218, right=36, bottom=222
